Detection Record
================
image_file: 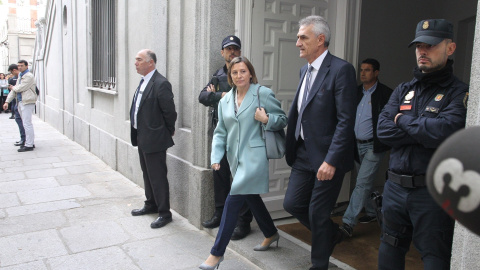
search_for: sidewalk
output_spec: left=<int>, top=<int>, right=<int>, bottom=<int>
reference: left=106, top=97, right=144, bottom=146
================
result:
left=0, top=114, right=352, bottom=270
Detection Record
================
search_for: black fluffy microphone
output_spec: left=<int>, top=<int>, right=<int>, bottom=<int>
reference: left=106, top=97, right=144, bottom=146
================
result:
left=426, top=126, right=480, bottom=236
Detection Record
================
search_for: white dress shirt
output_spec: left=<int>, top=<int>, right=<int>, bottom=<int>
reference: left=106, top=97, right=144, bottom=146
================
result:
left=134, top=69, right=156, bottom=129
left=297, top=50, right=328, bottom=139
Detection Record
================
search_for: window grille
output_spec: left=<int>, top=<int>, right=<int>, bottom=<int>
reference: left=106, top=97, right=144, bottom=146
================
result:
left=91, top=0, right=116, bottom=90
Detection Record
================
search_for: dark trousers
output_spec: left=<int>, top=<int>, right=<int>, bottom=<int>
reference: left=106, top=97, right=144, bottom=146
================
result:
left=9, top=98, right=14, bottom=114
left=378, top=180, right=454, bottom=270
left=283, top=141, right=345, bottom=270
left=138, top=148, right=171, bottom=218
left=0, top=94, right=6, bottom=112
left=14, top=102, right=25, bottom=142
left=213, top=154, right=253, bottom=226
left=210, top=194, right=277, bottom=256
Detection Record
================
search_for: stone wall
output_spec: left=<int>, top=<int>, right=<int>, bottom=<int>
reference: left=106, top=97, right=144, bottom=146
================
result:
left=34, top=0, right=236, bottom=228
left=450, top=1, right=480, bottom=268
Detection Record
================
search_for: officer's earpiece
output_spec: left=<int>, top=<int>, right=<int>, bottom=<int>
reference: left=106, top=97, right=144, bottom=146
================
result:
left=426, top=126, right=480, bottom=236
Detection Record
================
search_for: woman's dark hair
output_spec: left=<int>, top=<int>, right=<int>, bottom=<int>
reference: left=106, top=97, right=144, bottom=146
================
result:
left=227, top=56, right=258, bottom=86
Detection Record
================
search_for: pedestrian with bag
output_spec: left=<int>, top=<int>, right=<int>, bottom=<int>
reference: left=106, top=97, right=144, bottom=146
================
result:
left=198, top=36, right=254, bottom=240
left=199, top=56, right=287, bottom=269
left=0, top=73, right=9, bottom=113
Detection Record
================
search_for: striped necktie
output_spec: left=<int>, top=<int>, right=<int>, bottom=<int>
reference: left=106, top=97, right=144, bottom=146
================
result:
left=295, top=65, right=314, bottom=140
left=130, top=78, right=144, bottom=127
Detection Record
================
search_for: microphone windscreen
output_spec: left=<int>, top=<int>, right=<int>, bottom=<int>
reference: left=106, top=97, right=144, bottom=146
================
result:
left=426, top=126, right=480, bottom=236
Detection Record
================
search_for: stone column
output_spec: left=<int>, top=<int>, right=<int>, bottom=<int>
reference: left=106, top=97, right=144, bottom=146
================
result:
left=189, top=0, right=236, bottom=227
left=165, top=0, right=236, bottom=228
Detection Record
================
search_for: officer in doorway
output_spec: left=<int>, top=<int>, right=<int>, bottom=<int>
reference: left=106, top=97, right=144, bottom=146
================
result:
left=376, top=19, right=469, bottom=269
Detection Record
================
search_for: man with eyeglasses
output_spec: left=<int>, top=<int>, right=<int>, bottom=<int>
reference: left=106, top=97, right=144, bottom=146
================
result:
left=198, top=35, right=253, bottom=240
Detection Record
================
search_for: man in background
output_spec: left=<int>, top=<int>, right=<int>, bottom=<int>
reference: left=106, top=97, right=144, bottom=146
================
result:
left=340, top=58, right=392, bottom=238
left=130, top=49, right=177, bottom=229
left=6, top=64, right=25, bottom=144
left=4, top=60, right=37, bottom=152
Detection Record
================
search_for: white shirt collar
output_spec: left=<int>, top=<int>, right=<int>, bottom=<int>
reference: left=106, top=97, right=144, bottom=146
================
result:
left=309, top=50, right=328, bottom=71
left=142, top=69, right=156, bottom=82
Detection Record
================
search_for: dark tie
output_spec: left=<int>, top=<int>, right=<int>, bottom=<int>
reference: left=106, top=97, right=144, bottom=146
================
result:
left=295, top=65, right=314, bottom=140
left=130, top=78, right=144, bottom=127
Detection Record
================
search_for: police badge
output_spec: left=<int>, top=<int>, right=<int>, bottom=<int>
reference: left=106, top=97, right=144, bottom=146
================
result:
left=435, top=94, right=444, bottom=101
left=423, top=21, right=429, bottom=30
left=404, top=91, right=415, bottom=103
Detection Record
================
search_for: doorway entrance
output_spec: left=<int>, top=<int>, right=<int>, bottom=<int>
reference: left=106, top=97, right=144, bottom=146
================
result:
left=236, top=0, right=477, bottom=218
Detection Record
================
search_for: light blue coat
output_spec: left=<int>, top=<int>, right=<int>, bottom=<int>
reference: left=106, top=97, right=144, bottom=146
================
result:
left=211, top=84, right=287, bottom=195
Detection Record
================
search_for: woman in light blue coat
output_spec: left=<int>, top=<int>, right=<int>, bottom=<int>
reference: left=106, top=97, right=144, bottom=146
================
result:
left=199, top=56, right=287, bottom=269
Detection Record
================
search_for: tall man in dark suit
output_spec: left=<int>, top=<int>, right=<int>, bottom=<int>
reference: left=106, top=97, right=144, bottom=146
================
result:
left=340, top=58, right=393, bottom=237
left=130, top=49, right=177, bottom=229
left=283, top=15, right=357, bottom=270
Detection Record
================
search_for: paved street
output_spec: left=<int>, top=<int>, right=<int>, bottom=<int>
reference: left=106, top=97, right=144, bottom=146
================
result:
left=0, top=114, right=352, bottom=270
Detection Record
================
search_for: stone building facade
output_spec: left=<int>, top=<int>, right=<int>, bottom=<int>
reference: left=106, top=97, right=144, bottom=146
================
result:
left=33, top=0, right=480, bottom=268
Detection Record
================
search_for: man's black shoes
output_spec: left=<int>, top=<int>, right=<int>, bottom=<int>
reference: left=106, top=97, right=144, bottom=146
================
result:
left=151, top=216, right=172, bottom=228
left=202, top=213, right=222, bottom=228
left=340, top=223, right=353, bottom=237
left=14, top=141, right=25, bottom=146
left=18, top=146, right=34, bottom=152
left=231, top=224, right=251, bottom=240
left=332, top=223, right=346, bottom=247
left=358, top=215, right=377, bottom=224
left=131, top=206, right=157, bottom=216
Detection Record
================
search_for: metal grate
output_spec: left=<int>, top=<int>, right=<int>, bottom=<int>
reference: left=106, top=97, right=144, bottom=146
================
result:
left=91, top=0, right=116, bottom=90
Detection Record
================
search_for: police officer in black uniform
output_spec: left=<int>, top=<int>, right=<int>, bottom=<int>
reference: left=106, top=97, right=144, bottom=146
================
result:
left=198, top=35, right=253, bottom=240
left=377, top=19, right=469, bottom=269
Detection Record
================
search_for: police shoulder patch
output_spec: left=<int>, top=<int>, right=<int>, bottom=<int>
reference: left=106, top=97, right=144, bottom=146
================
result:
left=464, top=92, right=469, bottom=109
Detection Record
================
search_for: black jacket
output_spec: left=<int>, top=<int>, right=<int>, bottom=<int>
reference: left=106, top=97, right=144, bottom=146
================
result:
left=377, top=62, right=468, bottom=175
left=356, top=82, right=393, bottom=154
left=198, top=65, right=232, bottom=127
left=8, top=76, right=17, bottom=86
left=130, top=71, right=177, bottom=153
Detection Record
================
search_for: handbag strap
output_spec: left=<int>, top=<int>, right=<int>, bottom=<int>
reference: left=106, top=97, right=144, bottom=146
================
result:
left=256, top=85, right=266, bottom=140
left=256, top=85, right=262, bottom=109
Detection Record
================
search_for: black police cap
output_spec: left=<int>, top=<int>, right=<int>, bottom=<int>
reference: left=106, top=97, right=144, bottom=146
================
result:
left=408, top=19, right=454, bottom=48
left=222, top=35, right=241, bottom=50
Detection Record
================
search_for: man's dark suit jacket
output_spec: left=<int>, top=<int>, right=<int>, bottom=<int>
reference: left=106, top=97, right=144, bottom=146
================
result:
left=285, top=52, right=357, bottom=172
left=356, top=82, right=393, bottom=154
left=130, top=70, right=177, bottom=153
